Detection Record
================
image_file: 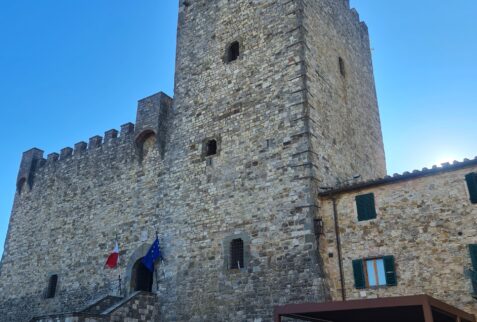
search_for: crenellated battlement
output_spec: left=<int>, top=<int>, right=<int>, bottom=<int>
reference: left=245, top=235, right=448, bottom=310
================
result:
left=15, top=92, right=173, bottom=195
left=40, top=123, right=136, bottom=166
left=339, top=0, right=359, bottom=22
left=43, top=124, right=135, bottom=163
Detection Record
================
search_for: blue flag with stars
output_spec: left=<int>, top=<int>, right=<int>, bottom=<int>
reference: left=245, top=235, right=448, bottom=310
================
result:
left=141, top=237, right=162, bottom=272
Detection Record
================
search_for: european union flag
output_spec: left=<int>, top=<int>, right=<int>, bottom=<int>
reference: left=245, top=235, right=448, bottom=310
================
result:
left=141, top=237, right=163, bottom=272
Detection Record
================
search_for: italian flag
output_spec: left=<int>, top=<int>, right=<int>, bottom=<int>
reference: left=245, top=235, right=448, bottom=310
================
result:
left=104, top=242, right=119, bottom=269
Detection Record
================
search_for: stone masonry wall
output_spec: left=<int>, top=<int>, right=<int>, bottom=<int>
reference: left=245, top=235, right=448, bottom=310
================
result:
left=319, top=163, right=477, bottom=315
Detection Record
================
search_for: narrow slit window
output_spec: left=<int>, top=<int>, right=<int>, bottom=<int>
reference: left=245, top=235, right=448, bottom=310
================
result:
left=339, top=57, right=346, bottom=77
left=17, top=178, right=26, bottom=195
left=230, top=238, right=244, bottom=269
left=226, top=41, right=240, bottom=63
left=46, top=274, right=58, bottom=299
left=206, top=139, right=217, bottom=156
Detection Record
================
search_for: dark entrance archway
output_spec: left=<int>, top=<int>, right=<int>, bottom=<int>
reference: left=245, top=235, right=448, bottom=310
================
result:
left=131, top=258, right=153, bottom=292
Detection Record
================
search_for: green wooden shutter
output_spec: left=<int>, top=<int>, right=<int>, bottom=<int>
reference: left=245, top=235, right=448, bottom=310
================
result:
left=383, top=256, right=397, bottom=286
left=356, top=193, right=377, bottom=221
left=352, top=259, right=366, bottom=289
left=469, top=245, right=477, bottom=271
left=465, top=173, right=477, bottom=204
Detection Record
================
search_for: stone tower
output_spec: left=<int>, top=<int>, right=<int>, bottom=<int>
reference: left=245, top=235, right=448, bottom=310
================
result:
left=159, top=0, right=385, bottom=319
left=0, top=0, right=385, bottom=321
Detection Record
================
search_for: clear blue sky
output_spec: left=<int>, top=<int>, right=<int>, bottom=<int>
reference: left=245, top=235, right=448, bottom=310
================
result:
left=0, top=1, right=476, bottom=255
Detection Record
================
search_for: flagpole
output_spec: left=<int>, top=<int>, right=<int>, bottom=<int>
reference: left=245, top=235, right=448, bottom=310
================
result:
left=155, top=230, right=159, bottom=292
left=104, top=234, right=120, bottom=296
left=115, top=233, right=119, bottom=266
left=118, top=274, right=122, bottom=297
left=154, top=267, right=159, bottom=293
left=115, top=235, right=119, bottom=296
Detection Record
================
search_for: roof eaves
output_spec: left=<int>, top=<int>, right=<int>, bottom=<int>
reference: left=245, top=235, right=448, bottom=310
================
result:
left=319, top=156, right=477, bottom=197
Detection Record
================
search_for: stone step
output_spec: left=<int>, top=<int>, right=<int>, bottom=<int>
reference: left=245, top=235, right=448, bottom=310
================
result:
left=81, top=295, right=124, bottom=314
left=30, top=292, right=158, bottom=322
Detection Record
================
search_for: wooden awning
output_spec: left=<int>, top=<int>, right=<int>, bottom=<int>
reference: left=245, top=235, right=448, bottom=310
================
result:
left=274, top=295, right=475, bottom=322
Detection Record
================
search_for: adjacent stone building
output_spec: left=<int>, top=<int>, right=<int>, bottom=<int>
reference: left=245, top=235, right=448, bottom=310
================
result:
left=319, top=159, right=477, bottom=316
left=1, top=0, right=475, bottom=321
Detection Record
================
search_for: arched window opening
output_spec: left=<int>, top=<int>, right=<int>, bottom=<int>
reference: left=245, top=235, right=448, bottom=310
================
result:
left=206, top=139, right=218, bottom=157
left=142, top=133, right=157, bottom=157
left=135, top=130, right=157, bottom=160
left=46, top=274, right=58, bottom=299
left=131, top=258, right=153, bottom=292
left=226, top=41, right=240, bottom=63
left=230, top=238, right=244, bottom=269
left=339, top=57, right=346, bottom=77
left=17, top=178, right=26, bottom=195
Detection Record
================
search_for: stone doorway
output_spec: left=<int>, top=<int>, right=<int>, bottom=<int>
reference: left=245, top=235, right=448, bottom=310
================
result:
left=131, top=258, right=153, bottom=292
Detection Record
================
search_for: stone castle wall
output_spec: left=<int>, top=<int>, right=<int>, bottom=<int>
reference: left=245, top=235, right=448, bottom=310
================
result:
left=0, top=0, right=386, bottom=321
left=319, top=161, right=477, bottom=315
left=0, top=93, right=172, bottom=321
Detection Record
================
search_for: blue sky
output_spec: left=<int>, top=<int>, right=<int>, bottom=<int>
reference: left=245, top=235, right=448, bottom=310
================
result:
left=0, top=1, right=475, bottom=255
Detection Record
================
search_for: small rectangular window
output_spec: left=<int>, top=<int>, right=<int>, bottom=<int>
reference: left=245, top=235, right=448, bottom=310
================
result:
left=465, top=173, right=477, bottom=204
left=366, top=258, right=386, bottom=287
left=46, top=274, right=58, bottom=299
left=353, top=256, right=397, bottom=289
left=226, top=41, right=240, bottom=63
left=230, top=239, right=244, bottom=269
left=206, top=139, right=217, bottom=156
left=202, top=137, right=220, bottom=159
left=339, top=57, right=346, bottom=77
left=356, top=193, right=377, bottom=221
